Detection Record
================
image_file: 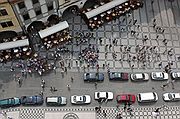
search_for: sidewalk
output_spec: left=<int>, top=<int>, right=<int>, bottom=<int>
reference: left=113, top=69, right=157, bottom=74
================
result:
left=45, top=112, right=96, bottom=119
left=1, top=106, right=180, bottom=119
left=0, top=111, right=19, bottom=119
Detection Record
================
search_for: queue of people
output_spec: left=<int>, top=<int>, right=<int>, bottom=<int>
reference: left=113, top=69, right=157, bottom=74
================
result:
left=82, top=0, right=143, bottom=30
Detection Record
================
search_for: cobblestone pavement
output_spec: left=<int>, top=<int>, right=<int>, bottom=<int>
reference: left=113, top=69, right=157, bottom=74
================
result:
left=1, top=106, right=180, bottom=119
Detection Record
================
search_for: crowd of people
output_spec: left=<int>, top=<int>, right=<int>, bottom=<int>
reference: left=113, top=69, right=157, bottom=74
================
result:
left=82, top=0, right=143, bottom=30
left=79, top=46, right=99, bottom=66
left=0, top=36, right=33, bottom=63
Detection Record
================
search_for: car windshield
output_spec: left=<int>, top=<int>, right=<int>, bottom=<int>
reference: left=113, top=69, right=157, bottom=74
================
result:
left=27, top=96, right=34, bottom=102
left=129, top=95, right=133, bottom=101
left=113, top=73, right=121, bottom=78
left=168, top=94, right=173, bottom=100
left=87, top=73, right=98, bottom=79
left=153, top=73, right=163, bottom=78
left=174, top=73, right=180, bottom=78
left=58, top=97, right=62, bottom=103
left=8, top=99, right=14, bottom=105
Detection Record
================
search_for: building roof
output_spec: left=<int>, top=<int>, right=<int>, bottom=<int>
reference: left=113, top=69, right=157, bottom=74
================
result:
left=38, top=21, right=69, bottom=39
left=0, top=39, right=29, bottom=51
left=85, top=0, right=129, bottom=19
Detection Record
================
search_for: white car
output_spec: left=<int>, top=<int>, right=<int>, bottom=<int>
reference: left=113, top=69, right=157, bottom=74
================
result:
left=151, top=72, right=168, bottom=80
left=94, top=92, right=113, bottom=100
left=171, top=72, right=180, bottom=80
left=71, top=95, right=91, bottom=104
left=131, top=73, right=149, bottom=81
left=137, top=92, right=158, bottom=103
left=163, top=93, right=180, bottom=101
left=46, top=96, right=67, bottom=106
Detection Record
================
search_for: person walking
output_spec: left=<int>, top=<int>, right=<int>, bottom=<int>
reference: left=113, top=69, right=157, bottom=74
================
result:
left=94, top=82, right=97, bottom=89
left=171, top=79, right=175, bottom=89
left=161, top=84, right=166, bottom=90
left=123, top=103, right=127, bottom=111
left=116, top=113, right=123, bottom=119
left=41, top=79, right=45, bottom=85
left=103, top=110, right=107, bottom=117
left=41, top=84, right=45, bottom=91
left=71, top=77, right=74, bottom=83
left=67, top=84, right=71, bottom=90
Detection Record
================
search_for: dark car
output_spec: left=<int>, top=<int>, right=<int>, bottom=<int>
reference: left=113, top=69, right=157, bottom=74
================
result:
left=109, top=72, right=128, bottom=81
left=116, top=94, right=136, bottom=104
left=0, top=97, right=21, bottom=108
left=21, top=95, right=43, bottom=105
left=84, top=73, right=104, bottom=82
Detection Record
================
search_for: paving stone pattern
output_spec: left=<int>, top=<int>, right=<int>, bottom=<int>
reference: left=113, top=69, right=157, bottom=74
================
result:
left=2, top=106, right=180, bottom=119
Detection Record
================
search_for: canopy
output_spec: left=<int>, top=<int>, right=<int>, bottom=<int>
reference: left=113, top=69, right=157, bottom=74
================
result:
left=0, top=39, right=29, bottom=51
left=85, top=0, right=128, bottom=19
left=38, top=21, right=69, bottom=39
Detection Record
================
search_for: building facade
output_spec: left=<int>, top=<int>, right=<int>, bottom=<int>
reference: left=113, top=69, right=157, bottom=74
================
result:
left=9, top=0, right=59, bottom=31
left=0, top=0, right=89, bottom=33
left=0, top=0, right=22, bottom=32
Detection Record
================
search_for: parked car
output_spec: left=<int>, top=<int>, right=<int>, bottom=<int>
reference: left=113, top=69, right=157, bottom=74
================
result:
left=137, top=92, right=158, bottom=103
left=71, top=95, right=91, bottom=104
left=163, top=93, right=180, bottom=102
left=21, top=95, right=43, bottom=105
left=109, top=72, right=128, bottom=81
left=0, top=97, right=21, bottom=108
left=94, top=92, right=113, bottom=100
left=171, top=72, right=180, bottom=80
left=116, top=94, right=136, bottom=104
left=84, top=73, right=104, bottom=82
left=151, top=72, right=168, bottom=80
left=46, top=96, right=67, bottom=106
left=131, top=73, right=149, bottom=81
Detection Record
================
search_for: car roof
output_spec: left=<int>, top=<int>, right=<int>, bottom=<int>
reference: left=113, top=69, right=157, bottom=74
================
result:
left=99, top=92, right=107, bottom=97
left=139, top=92, right=155, bottom=100
left=154, top=72, right=163, bottom=77
left=76, top=96, right=83, bottom=102
left=135, top=74, right=143, bottom=79
left=47, top=97, right=58, bottom=102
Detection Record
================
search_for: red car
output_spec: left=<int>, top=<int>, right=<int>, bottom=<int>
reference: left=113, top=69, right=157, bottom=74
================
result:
left=116, top=94, right=136, bottom=104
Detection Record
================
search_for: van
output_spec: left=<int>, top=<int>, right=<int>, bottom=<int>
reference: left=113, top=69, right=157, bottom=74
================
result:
left=46, top=96, right=67, bottom=106
left=137, top=92, right=158, bottom=103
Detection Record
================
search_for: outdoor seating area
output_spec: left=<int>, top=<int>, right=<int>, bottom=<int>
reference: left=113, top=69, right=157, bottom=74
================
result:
left=82, top=0, right=143, bottom=30
left=0, top=36, right=33, bottom=63
left=38, top=21, right=72, bottom=50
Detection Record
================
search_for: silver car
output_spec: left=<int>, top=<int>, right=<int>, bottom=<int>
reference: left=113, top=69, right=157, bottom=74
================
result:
left=171, top=72, right=180, bottom=80
left=151, top=72, right=168, bottom=80
left=163, top=93, right=180, bottom=102
left=46, top=96, right=67, bottom=106
left=131, top=73, right=149, bottom=81
left=94, top=92, right=113, bottom=100
left=71, top=95, right=91, bottom=104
